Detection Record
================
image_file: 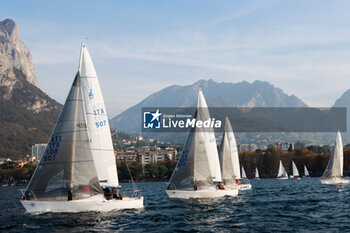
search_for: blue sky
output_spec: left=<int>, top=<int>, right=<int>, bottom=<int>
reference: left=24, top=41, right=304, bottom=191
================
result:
left=2, top=0, right=350, bottom=116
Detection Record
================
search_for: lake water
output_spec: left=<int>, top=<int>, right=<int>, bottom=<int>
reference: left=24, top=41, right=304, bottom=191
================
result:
left=0, top=178, right=349, bottom=232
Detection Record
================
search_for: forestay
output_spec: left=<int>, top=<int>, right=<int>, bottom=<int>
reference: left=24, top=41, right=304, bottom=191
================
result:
left=24, top=75, right=101, bottom=201
left=79, top=43, right=119, bottom=187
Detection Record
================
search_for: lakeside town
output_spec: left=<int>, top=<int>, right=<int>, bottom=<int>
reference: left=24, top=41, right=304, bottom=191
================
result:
left=1, top=129, right=349, bottom=186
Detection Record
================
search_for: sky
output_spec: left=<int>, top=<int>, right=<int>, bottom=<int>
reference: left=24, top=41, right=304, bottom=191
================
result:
left=2, top=0, right=350, bottom=116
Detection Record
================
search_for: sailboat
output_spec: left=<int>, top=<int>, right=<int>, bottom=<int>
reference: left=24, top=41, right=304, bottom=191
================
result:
left=277, top=160, right=288, bottom=179
left=20, top=43, right=144, bottom=213
left=291, top=161, right=301, bottom=180
left=166, top=89, right=238, bottom=199
left=239, top=166, right=252, bottom=190
left=218, top=117, right=245, bottom=194
left=321, top=131, right=349, bottom=184
left=304, top=165, right=310, bottom=178
left=255, top=167, right=260, bottom=179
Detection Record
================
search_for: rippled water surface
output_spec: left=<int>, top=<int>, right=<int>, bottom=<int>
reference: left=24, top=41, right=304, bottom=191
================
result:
left=1, top=178, right=349, bottom=232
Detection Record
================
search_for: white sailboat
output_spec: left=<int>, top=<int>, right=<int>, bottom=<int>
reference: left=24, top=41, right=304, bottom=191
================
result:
left=20, top=43, right=143, bottom=213
left=218, top=117, right=245, bottom=194
left=166, top=89, right=238, bottom=199
left=321, top=131, right=349, bottom=184
left=277, top=160, right=288, bottom=179
left=255, top=167, right=260, bottom=179
left=304, top=165, right=310, bottom=177
left=291, top=161, right=301, bottom=180
left=240, top=166, right=252, bottom=190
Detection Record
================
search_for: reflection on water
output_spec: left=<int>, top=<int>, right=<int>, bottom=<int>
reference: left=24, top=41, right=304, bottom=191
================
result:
left=0, top=178, right=349, bottom=232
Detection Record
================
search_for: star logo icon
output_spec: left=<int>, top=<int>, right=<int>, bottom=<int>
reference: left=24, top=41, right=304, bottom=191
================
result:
left=150, top=109, right=162, bottom=122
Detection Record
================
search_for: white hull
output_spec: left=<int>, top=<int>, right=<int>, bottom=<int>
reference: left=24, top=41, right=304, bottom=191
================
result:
left=20, top=194, right=143, bottom=213
left=321, top=178, right=350, bottom=185
left=166, top=188, right=238, bottom=199
left=277, top=176, right=289, bottom=180
left=238, top=184, right=252, bottom=190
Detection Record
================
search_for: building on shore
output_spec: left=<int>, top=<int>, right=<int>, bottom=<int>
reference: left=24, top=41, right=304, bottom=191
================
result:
left=31, top=144, right=47, bottom=162
left=275, top=142, right=294, bottom=151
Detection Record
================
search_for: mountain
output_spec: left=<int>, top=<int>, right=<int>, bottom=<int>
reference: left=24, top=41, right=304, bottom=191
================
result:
left=333, top=89, right=350, bottom=139
left=112, top=79, right=307, bottom=133
left=0, top=19, right=61, bottom=159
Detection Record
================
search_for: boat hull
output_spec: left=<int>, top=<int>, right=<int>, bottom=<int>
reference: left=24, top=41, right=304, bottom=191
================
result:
left=321, top=178, right=350, bottom=185
left=277, top=176, right=289, bottom=180
left=166, top=188, right=238, bottom=199
left=238, top=184, right=252, bottom=190
left=20, top=194, right=144, bottom=213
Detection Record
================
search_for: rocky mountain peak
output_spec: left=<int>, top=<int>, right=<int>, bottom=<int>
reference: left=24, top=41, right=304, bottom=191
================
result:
left=0, top=18, right=38, bottom=92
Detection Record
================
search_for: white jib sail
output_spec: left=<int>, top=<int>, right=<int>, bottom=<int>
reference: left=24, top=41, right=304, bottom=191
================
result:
left=304, top=165, right=309, bottom=177
left=292, top=161, right=299, bottom=177
left=277, top=160, right=288, bottom=178
left=322, top=131, right=343, bottom=180
left=241, top=166, right=247, bottom=179
left=197, top=89, right=222, bottom=182
left=219, top=117, right=241, bottom=182
left=255, top=167, right=259, bottom=179
left=79, top=43, right=119, bottom=187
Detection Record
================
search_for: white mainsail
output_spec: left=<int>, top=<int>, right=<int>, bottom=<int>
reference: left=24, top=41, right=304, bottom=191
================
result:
left=304, top=165, right=310, bottom=177
left=23, top=74, right=101, bottom=201
left=292, top=161, right=299, bottom=177
left=277, top=160, right=288, bottom=178
left=79, top=43, right=119, bottom=187
left=197, top=89, right=222, bottom=182
left=321, top=131, right=344, bottom=180
left=218, top=117, right=241, bottom=183
left=241, top=166, right=247, bottom=179
left=255, top=167, right=259, bottom=179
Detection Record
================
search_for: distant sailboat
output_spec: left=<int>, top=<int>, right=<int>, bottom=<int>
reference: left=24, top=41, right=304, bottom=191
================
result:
left=255, top=167, right=260, bottom=179
left=239, top=166, right=252, bottom=190
left=241, top=166, right=247, bottom=179
left=166, top=89, right=238, bottom=199
left=277, top=160, right=288, bottom=179
left=304, top=165, right=310, bottom=178
left=291, top=161, right=301, bottom=180
left=218, top=117, right=249, bottom=193
left=321, top=131, right=349, bottom=184
left=20, top=43, right=143, bottom=213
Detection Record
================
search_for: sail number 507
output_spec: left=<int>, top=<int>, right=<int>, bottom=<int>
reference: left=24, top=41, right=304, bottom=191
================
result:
left=96, top=120, right=107, bottom=128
